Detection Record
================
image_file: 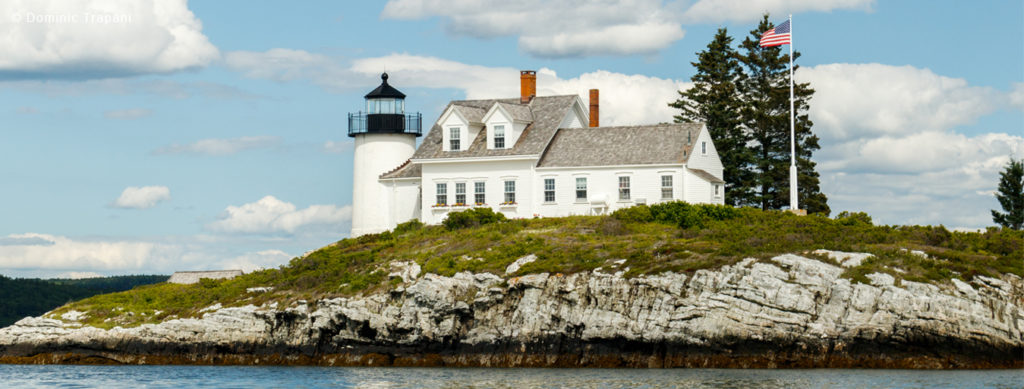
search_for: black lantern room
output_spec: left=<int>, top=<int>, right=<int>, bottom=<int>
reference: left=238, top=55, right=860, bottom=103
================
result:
left=348, top=73, right=422, bottom=137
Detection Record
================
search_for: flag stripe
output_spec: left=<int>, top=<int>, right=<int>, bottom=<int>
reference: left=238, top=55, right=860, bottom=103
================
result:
left=759, top=19, right=792, bottom=47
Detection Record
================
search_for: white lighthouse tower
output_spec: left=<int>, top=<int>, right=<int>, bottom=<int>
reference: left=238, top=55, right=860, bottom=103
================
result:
left=349, top=73, right=422, bottom=237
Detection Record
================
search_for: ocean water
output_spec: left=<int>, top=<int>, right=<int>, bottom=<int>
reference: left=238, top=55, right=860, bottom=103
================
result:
left=0, top=365, right=1020, bottom=388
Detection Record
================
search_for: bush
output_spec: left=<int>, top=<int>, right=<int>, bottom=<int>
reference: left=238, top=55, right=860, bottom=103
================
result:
left=836, top=211, right=873, bottom=226
left=646, top=201, right=739, bottom=229
left=442, top=207, right=507, bottom=230
left=611, top=204, right=653, bottom=223
left=393, top=219, right=423, bottom=235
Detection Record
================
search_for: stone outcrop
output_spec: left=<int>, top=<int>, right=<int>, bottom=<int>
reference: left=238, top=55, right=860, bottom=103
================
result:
left=1, top=253, right=1021, bottom=368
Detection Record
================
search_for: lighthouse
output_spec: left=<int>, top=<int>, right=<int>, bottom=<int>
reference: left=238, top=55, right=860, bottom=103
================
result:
left=348, top=73, right=422, bottom=237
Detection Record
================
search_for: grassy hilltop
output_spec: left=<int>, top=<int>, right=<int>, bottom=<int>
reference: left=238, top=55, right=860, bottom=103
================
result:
left=48, top=203, right=1022, bottom=330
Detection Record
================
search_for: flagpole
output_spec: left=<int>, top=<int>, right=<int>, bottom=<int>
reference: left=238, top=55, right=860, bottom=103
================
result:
left=788, top=14, right=799, bottom=212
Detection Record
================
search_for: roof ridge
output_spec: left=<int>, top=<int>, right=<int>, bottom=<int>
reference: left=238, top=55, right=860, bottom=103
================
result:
left=379, top=159, right=411, bottom=179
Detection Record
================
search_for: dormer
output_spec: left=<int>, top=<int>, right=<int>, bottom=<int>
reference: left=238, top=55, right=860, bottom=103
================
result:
left=482, top=102, right=533, bottom=150
left=438, top=105, right=484, bottom=152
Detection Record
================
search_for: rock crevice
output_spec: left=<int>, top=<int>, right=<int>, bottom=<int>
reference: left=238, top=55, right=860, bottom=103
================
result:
left=1, top=253, right=1021, bottom=368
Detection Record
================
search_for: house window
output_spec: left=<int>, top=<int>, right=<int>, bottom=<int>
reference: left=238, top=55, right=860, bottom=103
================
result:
left=715, top=184, right=721, bottom=197
left=504, top=180, right=516, bottom=204
left=449, top=127, right=460, bottom=151
left=455, top=182, right=466, bottom=205
left=474, top=182, right=486, bottom=204
left=701, top=141, right=707, bottom=155
left=576, top=177, right=587, bottom=201
left=436, top=183, right=447, bottom=206
left=544, top=178, right=555, bottom=203
left=661, top=175, right=673, bottom=199
left=618, top=176, right=630, bottom=200
left=493, top=125, right=505, bottom=149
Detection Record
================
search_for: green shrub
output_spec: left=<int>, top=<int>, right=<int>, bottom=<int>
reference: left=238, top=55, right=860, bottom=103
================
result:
left=835, top=211, right=873, bottom=226
left=611, top=204, right=653, bottom=223
left=393, top=219, right=424, bottom=235
left=442, top=207, right=507, bottom=230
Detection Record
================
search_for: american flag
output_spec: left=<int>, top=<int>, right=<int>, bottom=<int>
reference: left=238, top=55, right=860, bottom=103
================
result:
left=759, top=19, right=791, bottom=47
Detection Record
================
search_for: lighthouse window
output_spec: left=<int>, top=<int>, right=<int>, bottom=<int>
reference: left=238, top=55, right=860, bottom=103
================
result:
left=449, top=127, right=460, bottom=151
left=474, top=182, right=486, bottom=204
left=436, top=183, right=447, bottom=206
left=618, top=176, right=631, bottom=201
left=493, top=125, right=506, bottom=149
left=575, top=177, right=587, bottom=201
left=455, top=183, right=466, bottom=206
left=661, top=175, right=673, bottom=200
left=544, top=178, right=555, bottom=203
left=504, top=180, right=516, bottom=204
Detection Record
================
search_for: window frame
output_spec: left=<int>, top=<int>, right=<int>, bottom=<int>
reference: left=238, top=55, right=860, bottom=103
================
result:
left=436, top=183, right=448, bottom=206
left=618, top=176, right=631, bottom=201
left=493, top=124, right=506, bottom=149
left=503, top=180, right=516, bottom=204
left=449, top=127, right=461, bottom=151
left=701, top=141, right=707, bottom=155
left=474, top=181, right=486, bottom=205
left=543, top=178, right=555, bottom=203
left=455, top=182, right=466, bottom=206
left=661, top=175, right=673, bottom=200
left=575, top=177, right=587, bottom=202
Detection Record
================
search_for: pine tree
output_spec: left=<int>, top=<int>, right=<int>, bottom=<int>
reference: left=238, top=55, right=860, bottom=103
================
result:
left=669, top=28, right=757, bottom=206
left=992, top=158, right=1024, bottom=230
left=737, top=15, right=830, bottom=215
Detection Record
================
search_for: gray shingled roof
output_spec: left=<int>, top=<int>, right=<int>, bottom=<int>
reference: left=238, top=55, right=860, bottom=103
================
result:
left=380, top=159, right=421, bottom=179
left=411, top=95, right=578, bottom=160
left=536, top=123, right=703, bottom=168
left=495, top=102, right=534, bottom=122
left=690, top=168, right=725, bottom=184
left=453, top=105, right=486, bottom=123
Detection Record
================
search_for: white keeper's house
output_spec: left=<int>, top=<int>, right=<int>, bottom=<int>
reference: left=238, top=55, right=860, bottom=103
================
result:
left=348, top=71, right=725, bottom=237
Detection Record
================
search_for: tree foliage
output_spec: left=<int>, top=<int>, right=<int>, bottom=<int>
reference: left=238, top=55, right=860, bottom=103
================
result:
left=672, top=15, right=829, bottom=215
left=0, top=275, right=167, bottom=327
left=992, top=158, right=1024, bottom=230
left=670, top=28, right=757, bottom=206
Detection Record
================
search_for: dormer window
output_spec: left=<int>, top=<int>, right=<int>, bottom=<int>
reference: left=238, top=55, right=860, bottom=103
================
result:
left=449, top=127, right=461, bottom=151
left=493, top=125, right=506, bottom=149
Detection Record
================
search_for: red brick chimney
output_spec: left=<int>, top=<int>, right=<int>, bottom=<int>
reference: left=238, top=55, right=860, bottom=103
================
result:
left=589, top=89, right=599, bottom=127
left=520, top=70, right=536, bottom=104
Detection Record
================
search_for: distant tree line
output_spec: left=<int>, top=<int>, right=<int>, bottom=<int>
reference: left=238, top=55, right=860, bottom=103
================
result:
left=670, top=14, right=829, bottom=215
left=0, top=275, right=167, bottom=327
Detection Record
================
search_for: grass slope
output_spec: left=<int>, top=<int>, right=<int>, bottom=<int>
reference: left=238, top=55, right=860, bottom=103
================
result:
left=50, top=206, right=1022, bottom=330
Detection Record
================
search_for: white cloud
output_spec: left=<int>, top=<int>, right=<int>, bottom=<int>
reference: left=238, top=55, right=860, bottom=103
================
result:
left=230, top=51, right=690, bottom=125
left=801, top=63, right=1003, bottom=142
left=354, top=55, right=690, bottom=125
left=103, top=108, right=151, bottom=120
left=153, top=136, right=282, bottom=156
left=55, top=271, right=104, bottom=279
left=0, top=233, right=180, bottom=271
left=207, top=196, right=352, bottom=234
left=113, top=185, right=170, bottom=209
left=219, top=250, right=292, bottom=273
left=536, top=69, right=690, bottom=126
left=683, top=0, right=874, bottom=23
left=800, top=63, right=1024, bottom=228
left=381, top=0, right=686, bottom=57
left=0, top=0, right=218, bottom=79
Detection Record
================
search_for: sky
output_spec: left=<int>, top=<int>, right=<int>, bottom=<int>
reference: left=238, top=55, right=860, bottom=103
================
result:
left=0, top=0, right=1021, bottom=279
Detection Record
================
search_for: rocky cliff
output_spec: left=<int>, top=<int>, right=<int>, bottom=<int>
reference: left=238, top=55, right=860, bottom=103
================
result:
left=1, top=252, right=1021, bottom=368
